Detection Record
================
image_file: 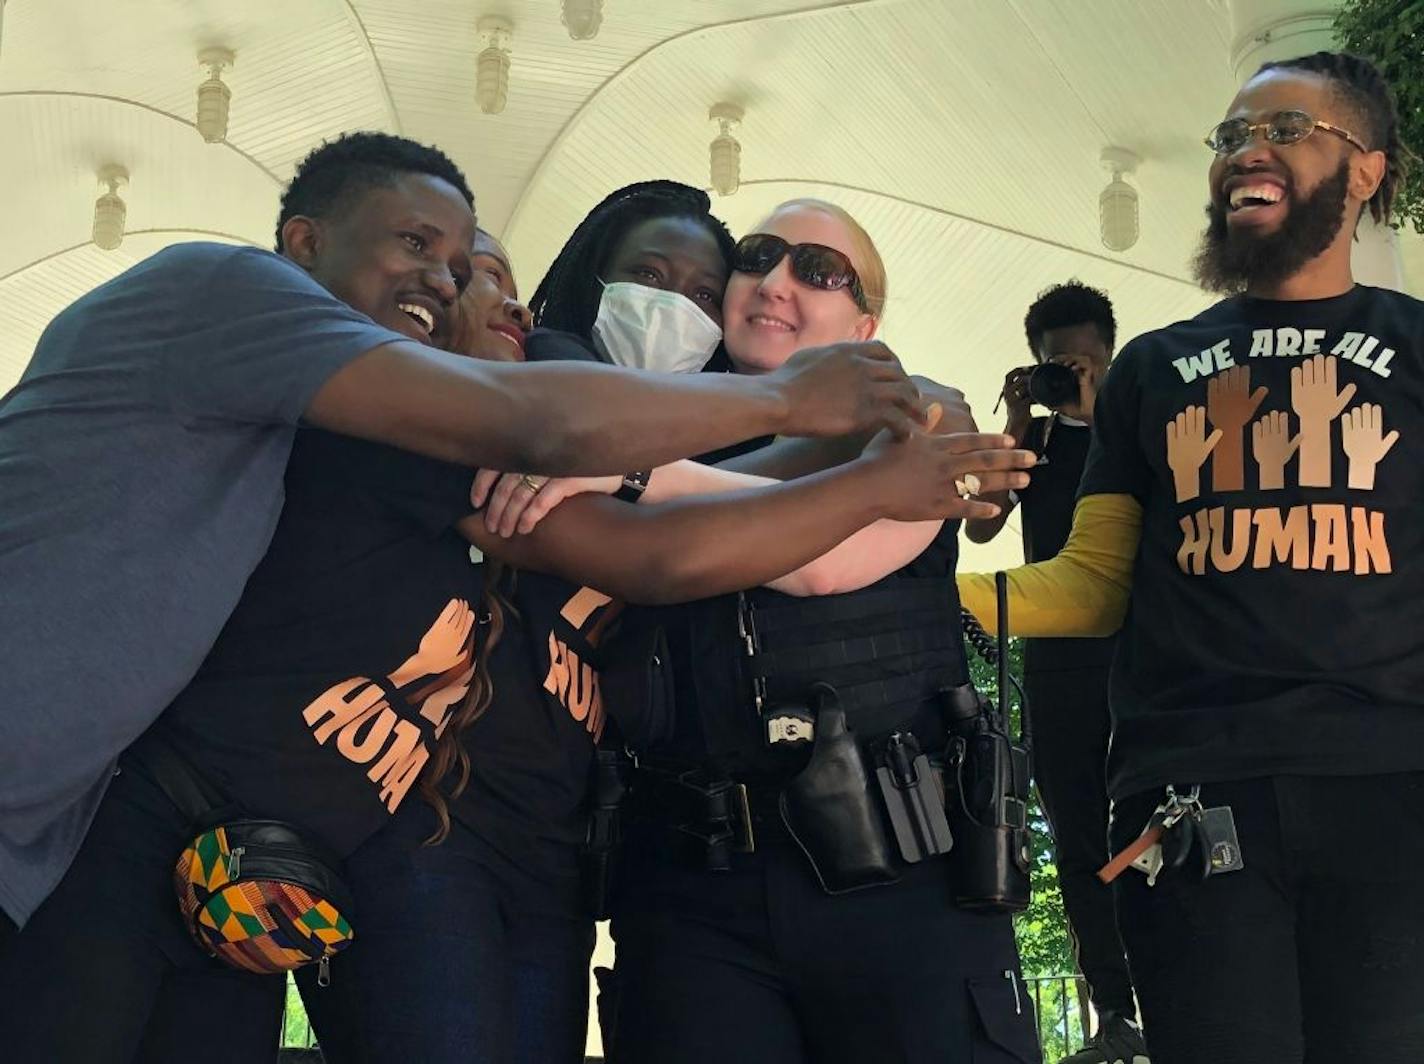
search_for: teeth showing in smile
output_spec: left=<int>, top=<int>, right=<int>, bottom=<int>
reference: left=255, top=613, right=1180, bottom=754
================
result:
left=750, top=314, right=794, bottom=332
left=398, top=302, right=435, bottom=334
left=1229, top=184, right=1285, bottom=210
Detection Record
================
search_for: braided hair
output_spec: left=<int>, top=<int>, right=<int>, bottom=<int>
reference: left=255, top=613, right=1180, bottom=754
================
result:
left=1258, top=51, right=1413, bottom=225
left=275, top=132, right=473, bottom=252
left=529, top=180, right=735, bottom=339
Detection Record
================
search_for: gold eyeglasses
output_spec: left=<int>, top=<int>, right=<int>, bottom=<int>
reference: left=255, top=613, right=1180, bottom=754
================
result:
left=1204, top=110, right=1368, bottom=156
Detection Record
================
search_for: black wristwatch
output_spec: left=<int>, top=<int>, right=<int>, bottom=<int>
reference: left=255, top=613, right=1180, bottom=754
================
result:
left=614, top=470, right=652, bottom=503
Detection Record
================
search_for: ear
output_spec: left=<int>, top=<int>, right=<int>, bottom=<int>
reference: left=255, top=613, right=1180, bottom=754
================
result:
left=1350, top=149, right=1387, bottom=206
left=280, top=215, right=322, bottom=269
left=852, top=313, right=879, bottom=342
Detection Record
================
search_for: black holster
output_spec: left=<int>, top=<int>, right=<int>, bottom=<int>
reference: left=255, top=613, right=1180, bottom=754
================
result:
left=779, top=685, right=900, bottom=894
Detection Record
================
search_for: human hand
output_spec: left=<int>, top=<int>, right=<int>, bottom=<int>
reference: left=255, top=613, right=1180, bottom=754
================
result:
left=911, top=376, right=977, bottom=435
left=860, top=407, right=1035, bottom=522
left=771, top=341, right=924, bottom=441
left=390, top=598, right=476, bottom=686
left=1250, top=410, right=1299, bottom=490
left=1340, top=403, right=1399, bottom=490
left=1052, top=356, right=1106, bottom=425
left=1000, top=366, right=1034, bottom=437
left=1165, top=405, right=1221, bottom=503
left=472, top=469, right=621, bottom=537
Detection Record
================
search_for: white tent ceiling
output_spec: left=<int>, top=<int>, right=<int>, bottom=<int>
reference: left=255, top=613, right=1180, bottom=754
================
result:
left=2, top=0, right=1420, bottom=573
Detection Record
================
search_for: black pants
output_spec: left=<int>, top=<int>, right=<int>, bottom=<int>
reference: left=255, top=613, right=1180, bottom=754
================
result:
left=605, top=815, right=1040, bottom=1064
left=1111, top=773, right=1424, bottom=1064
left=1025, top=666, right=1134, bottom=1017
left=296, top=802, right=594, bottom=1064
left=0, top=765, right=284, bottom=1063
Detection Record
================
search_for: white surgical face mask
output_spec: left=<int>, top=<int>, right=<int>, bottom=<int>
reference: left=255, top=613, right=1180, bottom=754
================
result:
left=590, top=281, right=722, bottom=374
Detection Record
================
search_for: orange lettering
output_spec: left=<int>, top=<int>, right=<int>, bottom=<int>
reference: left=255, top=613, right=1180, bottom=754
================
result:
left=1310, top=504, right=1350, bottom=572
left=1351, top=508, right=1392, bottom=574
left=304, top=679, right=384, bottom=744
left=1208, top=508, right=1252, bottom=573
left=377, top=746, right=429, bottom=811
left=1252, top=507, right=1309, bottom=570
left=336, top=705, right=397, bottom=764
left=1176, top=510, right=1209, bottom=575
left=560, top=587, right=613, bottom=629
left=544, top=632, right=572, bottom=701
left=366, top=720, right=425, bottom=787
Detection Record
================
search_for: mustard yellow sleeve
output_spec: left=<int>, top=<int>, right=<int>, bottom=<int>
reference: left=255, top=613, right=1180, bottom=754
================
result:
left=956, top=493, right=1142, bottom=637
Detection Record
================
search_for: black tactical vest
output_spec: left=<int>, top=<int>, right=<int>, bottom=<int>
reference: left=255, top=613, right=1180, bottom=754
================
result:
left=611, top=522, right=969, bottom=779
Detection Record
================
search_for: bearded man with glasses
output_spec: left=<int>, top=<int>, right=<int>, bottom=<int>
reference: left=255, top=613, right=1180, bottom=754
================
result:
left=959, top=51, right=1423, bottom=1064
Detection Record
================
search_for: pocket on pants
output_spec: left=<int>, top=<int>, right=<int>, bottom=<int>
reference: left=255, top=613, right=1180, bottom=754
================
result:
left=968, top=976, right=1041, bottom=1063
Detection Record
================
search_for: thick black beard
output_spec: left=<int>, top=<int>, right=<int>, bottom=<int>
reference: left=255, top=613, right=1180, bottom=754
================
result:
left=1192, top=160, right=1351, bottom=295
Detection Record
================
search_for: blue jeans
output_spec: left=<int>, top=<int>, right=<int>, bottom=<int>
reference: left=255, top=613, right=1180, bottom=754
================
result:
left=297, top=802, right=594, bottom=1064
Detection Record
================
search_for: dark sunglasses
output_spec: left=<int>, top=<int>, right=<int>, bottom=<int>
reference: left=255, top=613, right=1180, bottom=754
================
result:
left=1204, top=109, right=1368, bottom=156
left=731, top=234, right=870, bottom=313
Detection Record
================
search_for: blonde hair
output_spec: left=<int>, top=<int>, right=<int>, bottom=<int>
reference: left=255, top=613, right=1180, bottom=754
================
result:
left=758, top=198, right=888, bottom=320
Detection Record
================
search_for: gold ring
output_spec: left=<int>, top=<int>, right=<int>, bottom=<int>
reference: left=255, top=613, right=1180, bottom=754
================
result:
left=518, top=474, right=544, bottom=493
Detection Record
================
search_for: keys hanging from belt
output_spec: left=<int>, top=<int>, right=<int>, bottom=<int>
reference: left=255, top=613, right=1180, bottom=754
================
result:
left=1099, top=785, right=1207, bottom=886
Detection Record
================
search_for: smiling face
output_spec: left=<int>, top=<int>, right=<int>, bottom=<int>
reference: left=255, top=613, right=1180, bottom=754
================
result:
left=449, top=230, right=531, bottom=362
left=600, top=215, right=729, bottom=325
left=283, top=172, right=477, bottom=350
left=722, top=205, right=878, bottom=374
left=1194, top=69, right=1383, bottom=294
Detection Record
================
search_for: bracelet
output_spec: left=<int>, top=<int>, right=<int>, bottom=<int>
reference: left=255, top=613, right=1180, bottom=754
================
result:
left=614, top=470, right=652, bottom=503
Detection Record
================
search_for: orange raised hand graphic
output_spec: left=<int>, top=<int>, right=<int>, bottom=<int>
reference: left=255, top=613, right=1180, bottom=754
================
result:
left=1251, top=410, right=1300, bottom=491
left=1291, top=355, right=1356, bottom=488
left=1166, top=405, right=1222, bottom=504
left=1340, top=403, right=1399, bottom=490
left=1206, top=366, right=1268, bottom=493
left=389, top=598, right=476, bottom=688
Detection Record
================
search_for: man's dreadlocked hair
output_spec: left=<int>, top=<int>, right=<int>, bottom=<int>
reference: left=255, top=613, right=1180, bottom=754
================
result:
left=1258, top=51, right=1413, bottom=226
left=275, top=132, right=474, bottom=251
left=529, top=180, right=735, bottom=339
left=1023, top=280, right=1116, bottom=358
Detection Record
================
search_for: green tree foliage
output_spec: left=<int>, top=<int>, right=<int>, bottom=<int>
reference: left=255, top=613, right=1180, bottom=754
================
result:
left=1336, top=0, right=1424, bottom=233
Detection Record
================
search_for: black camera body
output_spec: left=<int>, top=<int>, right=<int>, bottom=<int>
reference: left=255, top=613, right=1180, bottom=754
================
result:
left=1028, top=361, right=1078, bottom=410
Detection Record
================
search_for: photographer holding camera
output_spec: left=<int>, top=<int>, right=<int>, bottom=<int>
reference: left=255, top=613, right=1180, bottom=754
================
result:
left=966, top=282, right=1146, bottom=1064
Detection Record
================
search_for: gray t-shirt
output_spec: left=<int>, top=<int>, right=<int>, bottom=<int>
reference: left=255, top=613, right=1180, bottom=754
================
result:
left=0, top=242, right=410, bottom=926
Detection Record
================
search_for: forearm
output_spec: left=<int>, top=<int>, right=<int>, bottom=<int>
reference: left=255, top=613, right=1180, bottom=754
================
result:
left=956, top=493, right=1141, bottom=637
left=714, top=434, right=869, bottom=479
left=641, top=460, right=778, bottom=504
left=473, top=463, right=889, bottom=605
left=307, top=341, right=788, bottom=474
left=768, top=519, right=943, bottom=596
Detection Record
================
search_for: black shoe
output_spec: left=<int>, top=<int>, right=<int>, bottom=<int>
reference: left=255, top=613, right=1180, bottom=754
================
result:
left=1057, top=1011, right=1149, bottom=1064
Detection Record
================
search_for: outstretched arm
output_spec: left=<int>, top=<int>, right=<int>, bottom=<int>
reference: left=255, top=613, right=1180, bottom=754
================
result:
left=306, top=339, right=924, bottom=476
left=956, top=493, right=1141, bottom=637
left=462, top=430, right=1035, bottom=606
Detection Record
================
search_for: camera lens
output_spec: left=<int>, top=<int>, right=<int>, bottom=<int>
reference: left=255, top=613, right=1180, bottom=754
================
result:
left=1028, top=362, right=1078, bottom=410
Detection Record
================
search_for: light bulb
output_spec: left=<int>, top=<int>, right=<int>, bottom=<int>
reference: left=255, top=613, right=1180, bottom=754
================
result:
left=708, top=103, right=744, bottom=197
left=93, top=166, right=129, bottom=251
left=195, top=48, right=235, bottom=143
left=1099, top=147, right=1140, bottom=252
left=561, top=0, right=603, bottom=40
left=476, top=17, right=513, bottom=115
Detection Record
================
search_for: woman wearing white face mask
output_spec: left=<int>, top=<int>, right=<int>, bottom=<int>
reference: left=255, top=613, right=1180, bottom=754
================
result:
left=519, top=198, right=1043, bottom=1064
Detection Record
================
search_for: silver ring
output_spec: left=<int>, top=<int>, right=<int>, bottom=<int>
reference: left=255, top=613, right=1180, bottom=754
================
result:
left=954, top=474, right=982, bottom=498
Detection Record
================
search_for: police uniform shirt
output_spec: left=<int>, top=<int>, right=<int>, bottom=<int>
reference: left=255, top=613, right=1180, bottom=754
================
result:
left=1080, top=284, right=1424, bottom=799
left=160, top=429, right=478, bottom=857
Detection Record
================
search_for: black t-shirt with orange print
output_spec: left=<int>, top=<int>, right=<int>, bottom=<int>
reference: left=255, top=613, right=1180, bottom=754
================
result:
left=159, top=429, right=479, bottom=857
left=1080, top=284, right=1424, bottom=800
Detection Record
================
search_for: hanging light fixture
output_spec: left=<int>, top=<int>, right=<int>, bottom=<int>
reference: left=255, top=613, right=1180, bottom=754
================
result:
left=561, top=0, right=603, bottom=40
left=196, top=47, right=235, bottom=143
left=92, top=165, right=129, bottom=251
left=709, top=103, right=744, bottom=197
left=1099, top=147, right=1140, bottom=252
left=476, top=16, right=513, bottom=115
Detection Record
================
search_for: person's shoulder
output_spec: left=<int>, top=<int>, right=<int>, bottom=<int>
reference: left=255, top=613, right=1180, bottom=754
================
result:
left=1115, top=299, right=1237, bottom=360
left=524, top=328, right=605, bottom=364
left=1355, top=284, right=1424, bottom=323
